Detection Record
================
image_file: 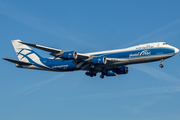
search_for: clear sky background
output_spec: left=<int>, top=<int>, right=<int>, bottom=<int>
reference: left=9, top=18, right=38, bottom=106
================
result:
left=0, top=0, right=180, bottom=120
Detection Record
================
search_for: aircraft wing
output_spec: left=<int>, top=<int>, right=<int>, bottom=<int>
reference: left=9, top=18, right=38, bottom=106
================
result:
left=20, top=41, right=63, bottom=53
left=20, top=41, right=90, bottom=59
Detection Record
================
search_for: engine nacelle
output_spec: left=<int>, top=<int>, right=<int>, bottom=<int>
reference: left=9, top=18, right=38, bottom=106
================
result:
left=16, top=64, right=23, bottom=68
left=62, top=51, right=77, bottom=60
left=113, top=66, right=129, bottom=74
left=106, top=70, right=117, bottom=76
left=92, top=56, right=107, bottom=65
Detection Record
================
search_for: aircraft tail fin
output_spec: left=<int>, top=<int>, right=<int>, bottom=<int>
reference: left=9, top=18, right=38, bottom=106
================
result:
left=11, top=40, right=42, bottom=63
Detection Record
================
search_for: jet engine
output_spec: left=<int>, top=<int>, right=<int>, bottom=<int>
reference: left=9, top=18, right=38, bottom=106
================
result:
left=113, top=66, right=129, bottom=74
left=62, top=51, right=77, bottom=60
left=92, top=56, right=107, bottom=65
left=106, top=70, right=117, bottom=76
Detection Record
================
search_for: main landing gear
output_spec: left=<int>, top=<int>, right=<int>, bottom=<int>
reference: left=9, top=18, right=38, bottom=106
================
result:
left=85, top=71, right=105, bottom=79
left=85, top=71, right=97, bottom=77
left=100, top=72, right=106, bottom=79
left=100, top=74, right=104, bottom=79
left=159, top=59, right=164, bottom=68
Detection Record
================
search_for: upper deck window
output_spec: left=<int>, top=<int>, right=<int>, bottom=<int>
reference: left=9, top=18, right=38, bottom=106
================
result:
left=163, top=43, right=168, bottom=45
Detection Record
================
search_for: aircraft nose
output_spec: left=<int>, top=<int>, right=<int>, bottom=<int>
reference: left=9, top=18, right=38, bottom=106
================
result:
left=175, top=47, right=179, bottom=54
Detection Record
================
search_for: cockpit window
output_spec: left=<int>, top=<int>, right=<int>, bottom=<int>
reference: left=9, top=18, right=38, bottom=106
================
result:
left=163, top=43, right=168, bottom=45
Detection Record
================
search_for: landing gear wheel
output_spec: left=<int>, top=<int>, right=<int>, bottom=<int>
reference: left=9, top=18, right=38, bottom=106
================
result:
left=90, top=75, right=93, bottom=77
left=89, top=72, right=94, bottom=77
left=85, top=72, right=90, bottom=75
left=159, top=59, right=164, bottom=68
left=93, top=73, right=97, bottom=76
left=159, top=64, right=164, bottom=68
left=100, top=75, right=104, bottom=79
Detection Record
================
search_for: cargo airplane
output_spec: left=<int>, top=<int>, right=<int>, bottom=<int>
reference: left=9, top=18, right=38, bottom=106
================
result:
left=3, top=40, right=179, bottom=78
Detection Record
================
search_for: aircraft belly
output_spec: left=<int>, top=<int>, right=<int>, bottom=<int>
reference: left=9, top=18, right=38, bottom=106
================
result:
left=20, top=64, right=77, bottom=72
left=118, top=53, right=174, bottom=66
left=96, top=53, right=175, bottom=69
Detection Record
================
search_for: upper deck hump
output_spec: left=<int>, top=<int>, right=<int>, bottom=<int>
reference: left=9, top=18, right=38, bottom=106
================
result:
left=86, top=42, right=166, bottom=55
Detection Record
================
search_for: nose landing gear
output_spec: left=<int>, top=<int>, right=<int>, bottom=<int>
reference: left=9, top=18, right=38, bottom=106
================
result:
left=159, top=59, right=164, bottom=68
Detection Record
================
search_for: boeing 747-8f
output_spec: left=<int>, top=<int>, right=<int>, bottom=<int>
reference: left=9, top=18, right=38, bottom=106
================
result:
left=3, top=40, right=179, bottom=78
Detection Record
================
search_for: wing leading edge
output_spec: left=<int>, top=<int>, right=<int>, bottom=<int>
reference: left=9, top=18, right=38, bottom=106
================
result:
left=20, top=41, right=91, bottom=60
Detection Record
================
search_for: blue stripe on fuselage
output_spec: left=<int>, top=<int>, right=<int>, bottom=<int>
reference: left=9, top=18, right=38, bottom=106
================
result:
left=40, top=58, right=77, bottom=71
left=93, top=47, right=175, bottom=59
left=36, top=47, right=175, bottom=71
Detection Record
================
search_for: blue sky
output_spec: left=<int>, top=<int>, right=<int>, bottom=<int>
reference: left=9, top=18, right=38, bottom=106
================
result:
left=1, top=0, right=180, bottom=120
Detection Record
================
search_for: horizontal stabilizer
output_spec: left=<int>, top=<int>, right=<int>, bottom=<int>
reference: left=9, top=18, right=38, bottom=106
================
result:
left=3, top=58, right=34, bottom=65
